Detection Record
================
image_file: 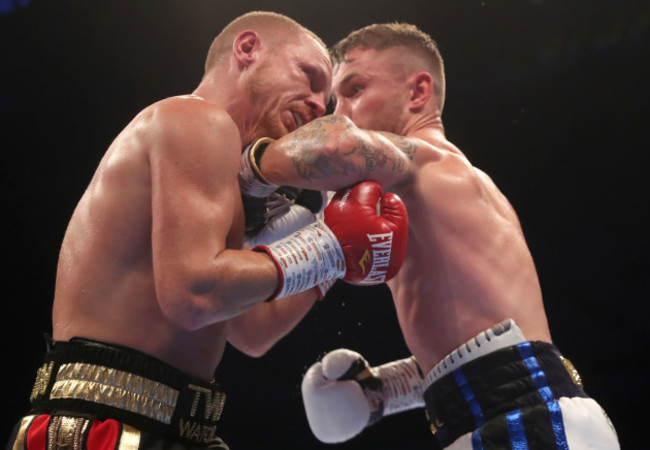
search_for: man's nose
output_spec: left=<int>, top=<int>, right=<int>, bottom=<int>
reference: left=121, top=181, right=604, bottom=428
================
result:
left=306, top=93, right=327, bottom=119
left=333, top=100, right=349, bottom=117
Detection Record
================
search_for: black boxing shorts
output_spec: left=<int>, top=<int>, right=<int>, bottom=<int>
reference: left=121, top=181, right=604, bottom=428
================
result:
left=421, top=320, right=618, bottom=449
left=8, top=337, right=229, bottom=450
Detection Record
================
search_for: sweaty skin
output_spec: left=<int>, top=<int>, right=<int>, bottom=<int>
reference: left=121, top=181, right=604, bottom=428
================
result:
left=258, top=46, right=551, bottom=374
left=52, top=27, right=333, bottom=381
left=54, top=97, right=241, bottom=379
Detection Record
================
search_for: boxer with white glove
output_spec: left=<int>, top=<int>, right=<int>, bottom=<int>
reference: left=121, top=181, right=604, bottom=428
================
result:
left=301, top=348, right=425, bottom=443
left=243, top=187, right=335, bottom=299
left=254, top=180, right=408, bottom=300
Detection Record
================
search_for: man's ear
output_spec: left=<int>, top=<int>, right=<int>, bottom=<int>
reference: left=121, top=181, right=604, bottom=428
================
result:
left=233, top=30, right=261, bottom=70
left=408, top=72, right=434, bottom=112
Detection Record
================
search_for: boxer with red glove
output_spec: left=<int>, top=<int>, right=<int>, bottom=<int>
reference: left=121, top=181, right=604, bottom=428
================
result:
left=255, top=181, right=408, bottom=300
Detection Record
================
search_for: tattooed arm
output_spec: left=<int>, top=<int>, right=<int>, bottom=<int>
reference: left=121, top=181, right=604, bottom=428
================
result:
left=258, top=115, right=418, bottom=191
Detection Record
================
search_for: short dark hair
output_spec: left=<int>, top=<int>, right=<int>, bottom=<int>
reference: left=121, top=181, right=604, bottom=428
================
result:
left=331, top=23, right=446, bottom=109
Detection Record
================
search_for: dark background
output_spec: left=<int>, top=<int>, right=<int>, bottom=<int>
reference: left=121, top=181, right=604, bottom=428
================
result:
left=2, top=0, right=648, bottom=448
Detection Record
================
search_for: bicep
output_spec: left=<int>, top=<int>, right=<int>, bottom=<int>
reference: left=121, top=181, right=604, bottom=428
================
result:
left=149, top=110, right=240, bottom=292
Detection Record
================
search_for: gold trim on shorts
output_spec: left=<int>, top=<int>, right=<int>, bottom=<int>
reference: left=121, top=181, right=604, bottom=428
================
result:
left=47, top=416, right=90, bottom=450
left=12, top=415, right=36, bottom=450
left=49, top=363, right=180, bottom=424
left=118, top=424, right=142, bottom=450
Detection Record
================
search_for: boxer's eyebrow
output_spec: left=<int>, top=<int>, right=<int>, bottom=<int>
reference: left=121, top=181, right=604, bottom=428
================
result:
left=338, top=72, right=360, bottom=88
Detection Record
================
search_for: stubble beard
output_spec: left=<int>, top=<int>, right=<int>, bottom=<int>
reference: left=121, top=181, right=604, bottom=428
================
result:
left=245, top=65, right=287, bottom=139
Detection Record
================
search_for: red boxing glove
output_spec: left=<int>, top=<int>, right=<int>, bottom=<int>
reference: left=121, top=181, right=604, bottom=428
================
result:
left=325, top=181, right=408, bottom=285
left=254, top=181, right=408, bottom=300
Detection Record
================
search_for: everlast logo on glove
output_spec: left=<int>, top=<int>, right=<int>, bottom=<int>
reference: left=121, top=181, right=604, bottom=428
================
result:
left=325, top=181, right=408, bottom=285
left=357, top=232, right=394, bottom=284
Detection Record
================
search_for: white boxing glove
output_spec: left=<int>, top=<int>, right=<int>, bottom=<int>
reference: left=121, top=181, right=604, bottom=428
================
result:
left=251, top=204, right=336, bottom=300
left=243, top=187, right=335, bottom=300
left=301, top=349, right=425, bottom=443
left=245, top=203, right=316, bottom=248
left=243, top=187, right=328, bottom=247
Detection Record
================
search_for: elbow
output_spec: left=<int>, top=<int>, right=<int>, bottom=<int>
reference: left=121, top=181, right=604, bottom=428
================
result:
left=158, top=297, right=207, bottom=331
left=228, top=330, right=275, bottom=358
left=226, top=318, right=277, bottom=358
left=154, top=258, right=257, bottom=330
left=157, top=288, right=232, bottom=331
left=236, top=342, right=272, bottom=358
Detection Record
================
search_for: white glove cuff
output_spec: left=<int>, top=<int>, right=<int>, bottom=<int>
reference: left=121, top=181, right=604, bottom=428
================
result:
left=315, top=278, right=336, bottom=301
left=238, top=138, right=278, bottom=197
left=255, top=221, right=346, bottom=300
left=373, top=357, right=425, bottom=416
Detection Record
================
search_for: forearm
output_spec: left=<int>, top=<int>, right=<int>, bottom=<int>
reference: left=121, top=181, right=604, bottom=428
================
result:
left=156, top=248, right=280, bottom=329
left=209, top=248, right=280, bottom=313
left=227, top=288, right=319, bottom=357
left=258, top=115, right=411, bottom=191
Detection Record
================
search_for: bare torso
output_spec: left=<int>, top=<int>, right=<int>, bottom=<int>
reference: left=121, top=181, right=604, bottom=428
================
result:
left=259, top=115, right=553, bottom=374
left=386, top=130, right=551, bottom=374
left=52, top=96, right=245, bottom=381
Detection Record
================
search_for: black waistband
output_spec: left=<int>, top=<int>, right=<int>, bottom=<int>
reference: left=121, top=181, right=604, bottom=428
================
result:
left=29, top=337, right=226, bottom=445
left=423, top=341, right=586, bottom=448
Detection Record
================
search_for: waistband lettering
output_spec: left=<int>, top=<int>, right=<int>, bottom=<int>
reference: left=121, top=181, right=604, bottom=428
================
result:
left=179, top=419, right=217, bottom=443
left=188, top=384, right=225, bottom=422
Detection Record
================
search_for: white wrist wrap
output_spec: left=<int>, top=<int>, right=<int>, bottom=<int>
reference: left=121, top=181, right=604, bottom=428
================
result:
left=257, top=220, right=346, bottom=299
left=238, top=137, right=279, bottom=197
left=372, top=357, right=425, bottom=416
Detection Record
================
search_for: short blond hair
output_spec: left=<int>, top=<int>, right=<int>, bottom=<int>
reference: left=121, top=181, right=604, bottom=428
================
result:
left=204, top=11, right=325, bottom=74
left=331, top=23, right=446, bottom=110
